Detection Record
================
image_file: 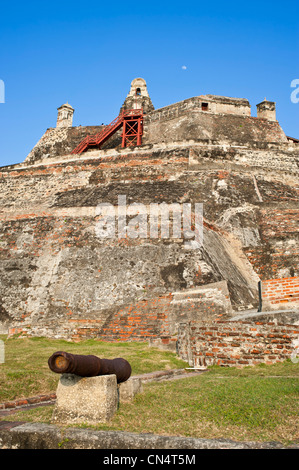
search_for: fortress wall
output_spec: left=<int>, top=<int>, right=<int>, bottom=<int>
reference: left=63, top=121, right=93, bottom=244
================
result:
left=262, top=277, right=299, bottom=307
left=23, top=97, right=292, bottom=167
left=1, top=81, right=298, bottom=341
left=25, top=126, right=104, bottom=165
left=4, top=146, right=298, bottom=218
left=214, top=102, right=251, bottom=116
left=7, top=281, right=232, bottom=341
left=144, top=111, right=288, bottom=146
left=0, top=143, right=298, bottom=339
left=243, top=209, right=299, bottom=280
left=188, top=145, right=299, bottom=174
left=145, top=95, right=251, bottom=121
left=177, top=320, right=299, bottom=368
left=0, top=149, right=189, bottom=211
left=145, top=97, right=203, bottom=121
left=24, top=125, right=123, bottom=165
left=69, top=281, right=232, bottom=342
left=0, top=211, right=239, bottom=340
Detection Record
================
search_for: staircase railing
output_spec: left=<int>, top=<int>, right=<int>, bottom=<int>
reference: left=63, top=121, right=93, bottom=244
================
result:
left=71, top=108, right=143, bottom=154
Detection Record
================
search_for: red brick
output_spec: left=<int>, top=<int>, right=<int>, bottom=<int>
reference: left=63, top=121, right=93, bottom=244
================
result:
left=4, top=402, right=16, bottom=409
left=15, top=399, right=28, bottom=407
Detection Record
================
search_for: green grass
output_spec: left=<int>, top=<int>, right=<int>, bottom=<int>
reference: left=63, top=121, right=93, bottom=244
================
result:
left=1, top=335, right=298, bottom=445
left=0, top=335, right=188, bottom=401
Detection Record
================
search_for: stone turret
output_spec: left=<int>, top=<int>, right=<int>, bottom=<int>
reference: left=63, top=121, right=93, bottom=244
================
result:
left=56, top=102, right=74, bottom=128
left=256, top=99, right=276, bottom=121
left=120, top=78, right=155, bottom=114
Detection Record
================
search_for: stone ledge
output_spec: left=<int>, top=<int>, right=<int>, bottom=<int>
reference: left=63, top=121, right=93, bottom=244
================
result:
left=0, top=422, right=296, bottom=449
left=0, top=394, right=56, bottom=411
left=132, top=368, right=190, bottom=383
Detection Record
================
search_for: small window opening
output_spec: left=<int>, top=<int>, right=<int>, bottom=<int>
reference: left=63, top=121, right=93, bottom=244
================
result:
left=202, top=103, right=209, bottom=111
left=136, top=88, right=141, bottom=95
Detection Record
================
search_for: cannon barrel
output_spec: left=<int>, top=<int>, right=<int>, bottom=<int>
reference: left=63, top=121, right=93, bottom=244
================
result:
left=48, top=351, right=132, bottom=384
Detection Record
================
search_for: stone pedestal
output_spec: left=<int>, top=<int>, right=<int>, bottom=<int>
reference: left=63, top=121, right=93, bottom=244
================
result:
left=118, top=377, right=142, bottom=403
left=52, top=374, right=118, bottom=425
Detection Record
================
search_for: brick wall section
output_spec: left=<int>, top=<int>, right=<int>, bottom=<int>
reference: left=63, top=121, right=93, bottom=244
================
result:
left=70, top=282, right=231, bottom=341
left=177, top=320, right=299, bottom=368
left=71, top=295, right=173, bottom=342
left=7, top=281, right=231, bottom=341
left=262, top=277, right=299, bottom=305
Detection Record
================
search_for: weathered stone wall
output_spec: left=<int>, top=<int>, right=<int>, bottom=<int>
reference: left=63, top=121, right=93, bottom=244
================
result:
left=24, top=125, right=122, bottom=165
left=0, top=208, right=249, bottom=340
left=144, top=95, right=251, bottom=122
left=68, top=281, right=232, bottom=342
left=0, top=89, right=298, bottom=341
left=188, top=145, right=299, bottom=174
left=1, top=137, right=298, bottom=339
left=213, top=100, right=251, bottom=116
left=243, top=209, right=299, bottom=280
left=177, top=318, right=299, bottom=368
left=23, top=93, right=291, bottom=167
left=144, top=107, right=288, bottom=146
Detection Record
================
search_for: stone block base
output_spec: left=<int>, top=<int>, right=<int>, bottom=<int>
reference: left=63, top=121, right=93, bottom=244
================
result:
left=52, top=374, right=118, bottom=425
left=118, top=377, right=142, bottom=403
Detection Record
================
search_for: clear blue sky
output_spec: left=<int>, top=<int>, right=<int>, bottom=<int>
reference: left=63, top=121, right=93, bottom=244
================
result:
left=0, top=0, right=298, bottom=166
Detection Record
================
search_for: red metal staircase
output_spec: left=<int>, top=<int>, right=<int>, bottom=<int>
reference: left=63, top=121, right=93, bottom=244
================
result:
left=71, top=108, right=144, bottom=154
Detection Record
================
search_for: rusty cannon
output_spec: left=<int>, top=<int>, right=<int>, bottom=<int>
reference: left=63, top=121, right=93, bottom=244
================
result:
left=48, top=351, right=132, bottom=384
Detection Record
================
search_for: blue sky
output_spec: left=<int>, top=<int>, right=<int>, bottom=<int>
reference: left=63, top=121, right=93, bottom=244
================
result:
left=0, top=0, right=298, bottom=166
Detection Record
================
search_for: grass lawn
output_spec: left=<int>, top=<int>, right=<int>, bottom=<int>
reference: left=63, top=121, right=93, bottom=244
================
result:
left=0, top=335, right=188, bottom=401
left=0, top=335, right=298, bottom=445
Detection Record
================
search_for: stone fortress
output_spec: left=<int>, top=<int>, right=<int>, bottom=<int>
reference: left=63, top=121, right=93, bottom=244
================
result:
left=0, top=77, right=298, bottom=367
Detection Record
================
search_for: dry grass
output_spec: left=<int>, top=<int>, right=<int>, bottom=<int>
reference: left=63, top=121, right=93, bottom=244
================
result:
left=2, top=344, right=298, bottom=446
